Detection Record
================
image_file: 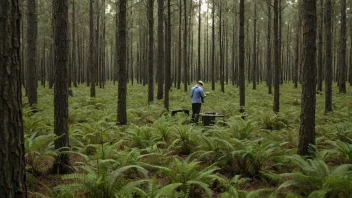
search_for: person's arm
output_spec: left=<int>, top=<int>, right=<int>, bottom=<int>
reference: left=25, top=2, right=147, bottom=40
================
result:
left=190, top=87, right=194, bottom=97
left=200, top=89, right=206, bottom=98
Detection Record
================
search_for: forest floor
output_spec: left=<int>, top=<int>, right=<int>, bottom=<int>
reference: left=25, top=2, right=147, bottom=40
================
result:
left=24, top=82, right=352, bottom=198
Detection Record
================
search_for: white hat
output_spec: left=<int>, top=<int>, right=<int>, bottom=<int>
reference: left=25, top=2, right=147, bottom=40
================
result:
left=198, top=81, right=204, bottom=86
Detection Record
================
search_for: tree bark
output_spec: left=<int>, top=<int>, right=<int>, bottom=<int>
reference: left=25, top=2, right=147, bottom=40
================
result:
left=53, top=0, right=70, bottom=173
left=148, top=0, right=154, bottom=103
left=27, top=0, right=38, bottom=106
left=0, top=0, right=27, bottom=196
left=253, top=0, right=257, bottom=90
left=239, top=0, right=245, bottom=107
left=294, top=0, right=301, bottom=89
left=211, top=1, right=215, bottom=90
left=183, top=0, right=188, bottom=92
left=317, top=0, right=323, bottom=92
left=273, top=0, right=280, bottom=112
left=72, top=0, right=77, bottom=87
left=266, top=0, right=272, bottom=94
left=117, top=0, right=127, bottom=125
left=89, top=0, right=95, bottom=97
left=198, top=0, right=202, bottom=81
left=339, top=0, right=347, bottom=93
left=157, top=0, right=164, bottom=100
left=164, top=0, right=171, bottom=111
left=325, top=0, right=332, bottom=113
left=177, top=0, right=181, bottom=89
left=298, top=0, right=317, bottom=156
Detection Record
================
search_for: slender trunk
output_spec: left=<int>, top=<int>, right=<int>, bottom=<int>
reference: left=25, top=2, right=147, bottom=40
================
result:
left=298, top=0, right=317, bottom=156
left=53, top=0, right=70, bottom=173
left=117, top=0, right=127, bottom=124
left=220, top=1, right=224, bottom=92
left=273, top=0, right=280, bottom=112
left=267, top=0, right=272, bottom=94
left=294, top=0, right=301, bottom=88
left=211, top=1, right=215, bottom=90
left=183, top=0, right=188, bottom=91
left=239, top=0, right=245, bottom=107
left=317, top=0, right=323, bottom=92
left=198, top=0, right=201, bottom=81
left=164, top=0, right=171, bottom=110
left=27, top=0, right=38, bottom=106
left=157, top=0, right=164, bottom=100
left=253, top=1, right=257, bottom=90
left=72, top=0, right=77, bottom=87
left=339, top=0, right=347, bottom=93
left=325, top=0, right=332, bottom=112
left=148, top=0, right=154, bottom=102
left=89, top=0, right=95, bottom=97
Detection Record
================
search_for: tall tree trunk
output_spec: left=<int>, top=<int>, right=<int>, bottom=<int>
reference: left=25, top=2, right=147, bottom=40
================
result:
left=89, top=0, right=95, bottom=97
left=177, top=0, right=182, bottom=89
left=253, top=0, right=257, bottom=90
left=183, top=0, right=188, bottom=92
left=117, top=0, right=127, bottom=125
left=0, top=0, right=27, bottom=196
left=72, top=0, right=77, bottom=87
left=211, top=1, right=215, bottom=90
left=198, top=0, right=201, bottom=81
left=96, top=0, right=100, bottom=87
left=157, top=0, right=164, bottom=100
left=273, top=0, right=280, bottom=112
left=148, top=0, right=154, bottom=103
left=53, top=0, right=70, bottom=173
left=220, top=0, right=224, bottom=92
left=298, top=0, right=317, bottom=156
left=317, top=0, right=323, bottom=92
left=27, top=0, right=38, bottom=106
left=165, top=0, right=171, bottom=110
left=350, top=0, right=352, bottom=86
left=267, top=0, right=272, bottom=94
left=294, top=0, right=301, bottom=88
left=339, top=0, right=347, bottom=93
left=325, top=0, right=332, bottom=112
left=239, top=0, right=245, bottom=107
left=102, top=0, right=106, bottom=88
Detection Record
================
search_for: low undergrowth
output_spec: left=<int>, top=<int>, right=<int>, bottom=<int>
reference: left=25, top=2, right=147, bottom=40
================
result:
left=24, top=82, right=352, bottom=197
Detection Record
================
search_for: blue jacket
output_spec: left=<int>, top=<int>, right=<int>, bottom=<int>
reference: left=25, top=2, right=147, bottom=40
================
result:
left=190, top=85, right=205, bottom=104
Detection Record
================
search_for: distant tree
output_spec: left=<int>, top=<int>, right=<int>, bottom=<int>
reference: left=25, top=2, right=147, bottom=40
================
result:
left=339, top=0, right=347, bottom=93
left=239, top=0, right=245, bottom=107
left=0, top=0, right=27, bottom=196
left=211, top=0, right=215, bottom=90
left=53, top=0, right=71, bottom=173
left=72, top=0, right=77, bottom=88
left=298, top=0, right=317, bottom=156
left=325, top=0, right=333, bottom=113
left=197, top=0, right=202, bottom=81
left=317, top=0, right=323, bottom=92
left=148, top=0, right=154, bottom=103
left=177, top=0, right=182, bottom=90
left=164, top=0, right=171, bottom=111
left=183, top=0, right=188, bottom=92
left=253, top=0, right=257, bottom=90
left=89, top=0, right=95, bottom=97
left=266, top=0, right=272, bottom=94
left=117, top=0, right=127, bottom=125
left=157, top=0, right=164, bottom=100
left=273, top=0, right=280, bottom=112
left=27, top=0, right=38, bottom=106
left=294, top=0, right=301, bottom=89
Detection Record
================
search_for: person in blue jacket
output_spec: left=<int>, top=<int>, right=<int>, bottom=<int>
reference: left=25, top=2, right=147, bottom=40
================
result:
left=190, top=81, right=206, bottom=123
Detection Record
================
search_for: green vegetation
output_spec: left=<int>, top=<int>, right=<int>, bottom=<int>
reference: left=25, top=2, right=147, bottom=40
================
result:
left=25, top=83, right=352, bottom=197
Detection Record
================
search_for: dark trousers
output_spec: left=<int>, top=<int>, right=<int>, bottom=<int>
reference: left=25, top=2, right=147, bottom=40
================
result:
left=191, top=103, right=202, bottom=123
